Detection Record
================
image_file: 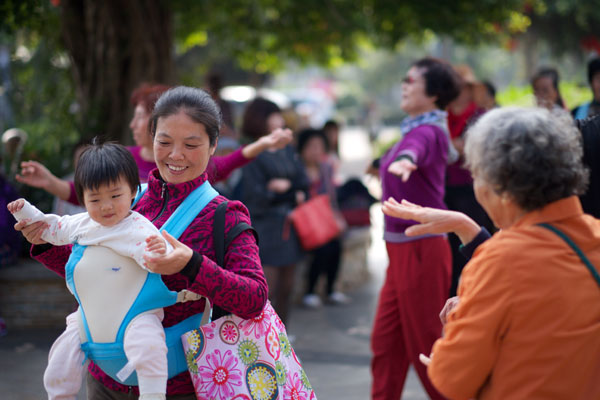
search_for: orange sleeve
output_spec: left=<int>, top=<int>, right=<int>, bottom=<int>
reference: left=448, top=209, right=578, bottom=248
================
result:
left=428, top=238, right=514, bottom=400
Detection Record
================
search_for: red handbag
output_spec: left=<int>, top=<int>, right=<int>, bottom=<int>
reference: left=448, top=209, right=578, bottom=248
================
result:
left=289, top=194, right=345, bottom=250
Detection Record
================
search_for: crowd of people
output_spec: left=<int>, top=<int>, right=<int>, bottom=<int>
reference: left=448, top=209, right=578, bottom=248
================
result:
left=3, top=54, right=600, bottom=400
left=368, top=57, right=600, bottom=400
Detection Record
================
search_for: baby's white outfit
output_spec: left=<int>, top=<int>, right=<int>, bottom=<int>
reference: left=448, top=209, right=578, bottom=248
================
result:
left=12, top=200, right=172, bottom=400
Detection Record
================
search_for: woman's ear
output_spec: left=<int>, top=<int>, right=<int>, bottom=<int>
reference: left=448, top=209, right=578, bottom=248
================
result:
left=210, top=137, right=219, bottom=156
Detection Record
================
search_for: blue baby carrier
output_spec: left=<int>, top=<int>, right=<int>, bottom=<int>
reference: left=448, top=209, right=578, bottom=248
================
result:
left=65, top=181, right=218, bottom=386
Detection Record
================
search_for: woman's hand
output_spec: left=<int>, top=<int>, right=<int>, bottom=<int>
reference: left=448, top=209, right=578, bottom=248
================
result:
left=14, top=220, right=48, bottom=245
left=242, top=128, right=293, bottom=159
left=259, top=128, right=293, bottom=151
left=16, top=161, right=72, bottom=201
left=387, top=159, right=417, bottom=182
left=382, top=197, right=481, bottom=244
left=16, top=161, right=55, bottom=189
left=440, top=296, right=460, bottom=326
left=144, top=231, right=193, bottom=275
left=267, top=178, right=292, bottom=193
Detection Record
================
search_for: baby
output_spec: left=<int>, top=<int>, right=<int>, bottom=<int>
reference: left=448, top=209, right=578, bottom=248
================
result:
left=9, top=142, right=171, bottom=400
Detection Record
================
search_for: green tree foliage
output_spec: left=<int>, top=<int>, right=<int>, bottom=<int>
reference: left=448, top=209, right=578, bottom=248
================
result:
left=0, top=0, right=51, bottom=35
left=1, top=2, right=79, bottom=210
left=1, top=0, right=540, bottom=194
left=525, top=0, right=600, bottom=55
left=172, top=0, right=527, bottom=72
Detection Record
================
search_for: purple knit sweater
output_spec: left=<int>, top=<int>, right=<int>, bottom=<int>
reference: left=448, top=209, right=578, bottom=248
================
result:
left=380, top=124, right=449, bottom=242
left=32, top=169, right=267, bottom=395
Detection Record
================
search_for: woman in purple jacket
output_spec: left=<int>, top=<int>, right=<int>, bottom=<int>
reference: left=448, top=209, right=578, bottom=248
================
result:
left=370, top=58, right=461, bottom=400
left=15, top=86, right=268, bottom=399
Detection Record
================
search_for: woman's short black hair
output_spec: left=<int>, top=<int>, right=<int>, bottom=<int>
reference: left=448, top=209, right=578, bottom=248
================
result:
left=74, top=141, right=140, bottom=205
left=149, top=86, right=221, bottom=146
left=588, top=57, right=600, bottom=84
left=241, top=97, right=281, bottom=140
left=413, top=57, right=462, bottom=110
left=323, top=120, right=339, bottom=131
left=297, top=128, right=329, bottom=154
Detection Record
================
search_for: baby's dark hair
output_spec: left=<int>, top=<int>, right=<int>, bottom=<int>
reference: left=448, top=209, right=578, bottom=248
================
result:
left=74, top=140, right=140, bottom=205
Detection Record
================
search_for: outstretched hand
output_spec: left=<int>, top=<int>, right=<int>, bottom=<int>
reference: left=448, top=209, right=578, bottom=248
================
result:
left=15, top=161, right=55, bottom=189
left=261, top=128, right=293, bottom=151
left=143, top=231, right=193, bottom=275
left=242, top=128, right=294, bottom=159
left=382, top=197, right=481, bottom=244
left=387, top=159, right=417, bottom=182
left=16, top=160, right=72, bottom=201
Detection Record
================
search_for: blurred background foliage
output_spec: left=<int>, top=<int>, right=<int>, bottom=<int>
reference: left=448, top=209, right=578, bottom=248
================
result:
left=0, top=0, right=599, bottom=211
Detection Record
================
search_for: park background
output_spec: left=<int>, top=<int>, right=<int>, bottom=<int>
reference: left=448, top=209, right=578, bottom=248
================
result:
left=1, top=0, right=599, bottom=214
left=1, top=1, right=599, bottom=398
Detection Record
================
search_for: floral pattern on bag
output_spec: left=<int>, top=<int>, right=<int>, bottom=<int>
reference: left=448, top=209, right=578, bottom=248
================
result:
left=182, top=301, right=317, bottom=400
left=197, top=349, right=244, bottom=398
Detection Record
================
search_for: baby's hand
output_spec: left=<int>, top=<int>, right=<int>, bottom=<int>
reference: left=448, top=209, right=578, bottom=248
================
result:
left=7, top=199, right=25, bottom=214
left=146, top=234, right=167, bottom=256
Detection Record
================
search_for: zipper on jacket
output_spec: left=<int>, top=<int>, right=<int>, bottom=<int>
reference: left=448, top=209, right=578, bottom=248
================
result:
left=152, top=182, right=169, bottom=223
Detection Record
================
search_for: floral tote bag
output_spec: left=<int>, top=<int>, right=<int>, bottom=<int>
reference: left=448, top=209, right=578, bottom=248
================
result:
left=181, top=301, right=317, bottom=400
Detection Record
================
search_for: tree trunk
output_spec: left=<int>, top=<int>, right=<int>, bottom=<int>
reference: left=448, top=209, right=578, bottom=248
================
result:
left=59, top=0, right=173, bottom=143
left=521, top=32, right=538, bottom=84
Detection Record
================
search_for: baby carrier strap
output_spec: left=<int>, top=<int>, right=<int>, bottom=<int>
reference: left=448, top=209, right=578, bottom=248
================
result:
left=132, top=183, right=147, bottom=208
left=74, top=181, right=218, bottom=385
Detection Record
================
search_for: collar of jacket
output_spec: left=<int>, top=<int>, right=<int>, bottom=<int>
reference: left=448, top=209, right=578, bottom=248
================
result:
left=145, top=169, right=210, bottom=204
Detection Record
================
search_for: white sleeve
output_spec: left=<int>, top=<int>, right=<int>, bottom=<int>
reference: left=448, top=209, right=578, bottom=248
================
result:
left=99, top=213, right=173, bottom=271
left=11, top=199, right=79, bottom=245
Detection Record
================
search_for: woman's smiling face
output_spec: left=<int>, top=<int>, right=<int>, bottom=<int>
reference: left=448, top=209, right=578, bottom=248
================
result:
left=153, top=110, right=216, bottom=184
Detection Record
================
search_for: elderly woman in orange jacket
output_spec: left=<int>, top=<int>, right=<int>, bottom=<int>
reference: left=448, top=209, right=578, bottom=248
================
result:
left=383, top=107, right=600, bottom=400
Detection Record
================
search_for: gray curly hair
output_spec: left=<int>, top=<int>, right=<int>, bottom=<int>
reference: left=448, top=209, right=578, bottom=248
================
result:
left=464, top=107, right=588, bottom=211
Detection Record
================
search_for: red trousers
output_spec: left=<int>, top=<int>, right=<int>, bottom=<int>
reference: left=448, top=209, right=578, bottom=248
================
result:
left=371, top=237, right=451, bottom=400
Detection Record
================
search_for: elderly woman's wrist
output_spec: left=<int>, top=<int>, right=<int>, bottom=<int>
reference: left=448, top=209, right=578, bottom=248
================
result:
left=455, top=214, right=482, bottom=245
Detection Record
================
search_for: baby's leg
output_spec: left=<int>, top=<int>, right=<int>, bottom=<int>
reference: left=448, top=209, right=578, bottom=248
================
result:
left=44, top=310, right=85, bottom=400
left=123, top=309, right=167, bottom=399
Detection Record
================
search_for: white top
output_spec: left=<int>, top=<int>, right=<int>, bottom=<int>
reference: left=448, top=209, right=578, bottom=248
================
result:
left=12, top=199, right=173, bottom=269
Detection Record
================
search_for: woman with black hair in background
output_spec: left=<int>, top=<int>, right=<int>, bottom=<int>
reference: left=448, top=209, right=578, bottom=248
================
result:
left=239, top=98, right=309, bottom=325
left=296, top=128, right=348, bottom=308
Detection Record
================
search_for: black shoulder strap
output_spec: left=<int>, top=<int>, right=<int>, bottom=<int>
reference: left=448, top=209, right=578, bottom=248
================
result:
left=212, top=200, right=259, bottom=319
left=538, top=223, right=600, bottom=288
left=213, top=201, right=258, bottom=266
left=213, top=201, right=228, bottom=267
